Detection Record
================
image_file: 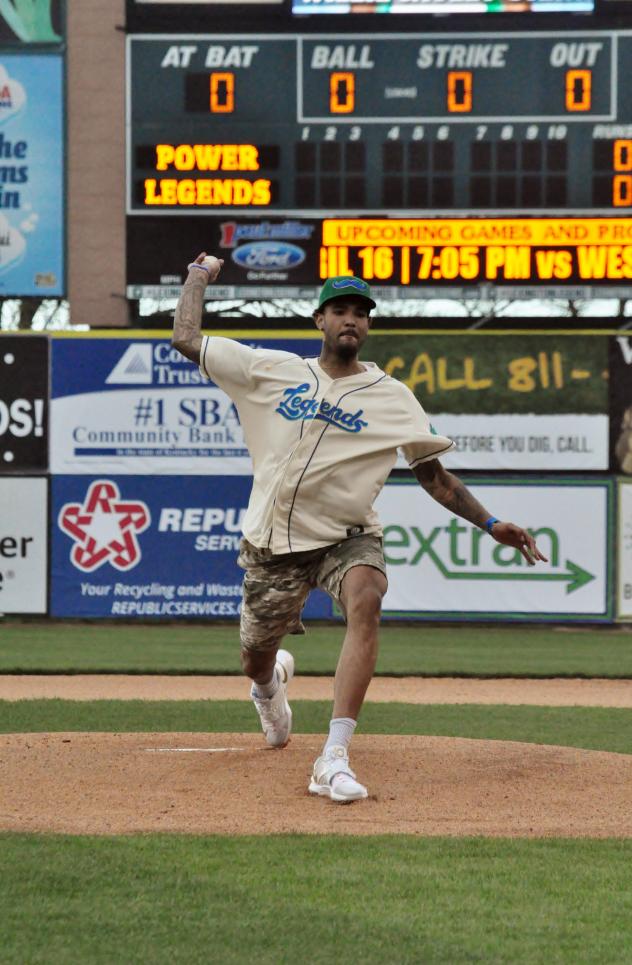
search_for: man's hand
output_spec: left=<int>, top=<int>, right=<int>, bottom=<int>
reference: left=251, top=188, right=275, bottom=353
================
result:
left=188, top=252, right=224, bottom=284
left=490, top=522, right=548, bottom=566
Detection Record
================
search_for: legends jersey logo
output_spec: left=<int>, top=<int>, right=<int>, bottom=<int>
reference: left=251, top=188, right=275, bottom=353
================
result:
left=276, top=384, right=368, bottom=433
left=58, top=480, right=151, bottom=572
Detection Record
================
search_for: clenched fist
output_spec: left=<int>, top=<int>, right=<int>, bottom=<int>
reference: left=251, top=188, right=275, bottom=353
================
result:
left=188, top=252, right=224, bottom=284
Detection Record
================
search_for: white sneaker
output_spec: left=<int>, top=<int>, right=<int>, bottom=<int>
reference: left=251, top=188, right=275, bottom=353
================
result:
left=308, top=745, right=368, bottom=803
left=250, top=649, right=294, bottom=748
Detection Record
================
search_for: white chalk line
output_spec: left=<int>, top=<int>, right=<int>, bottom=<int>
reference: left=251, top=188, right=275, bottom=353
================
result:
left=144, top=747, right=248, bottom=754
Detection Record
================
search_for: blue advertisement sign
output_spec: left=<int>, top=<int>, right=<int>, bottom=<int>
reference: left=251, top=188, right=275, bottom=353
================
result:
left=0, top=54, right=63, bottom=295
left=51, top=474, right=332, bottom=619
left=51, top=335, right=321, bottom=475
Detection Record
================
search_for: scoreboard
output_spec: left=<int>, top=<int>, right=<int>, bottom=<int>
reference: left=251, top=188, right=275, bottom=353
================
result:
left=126, top=30, right=632, bottom=299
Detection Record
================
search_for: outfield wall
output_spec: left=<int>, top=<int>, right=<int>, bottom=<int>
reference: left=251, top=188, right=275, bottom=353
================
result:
left=1, top=330, right=631, bottom=621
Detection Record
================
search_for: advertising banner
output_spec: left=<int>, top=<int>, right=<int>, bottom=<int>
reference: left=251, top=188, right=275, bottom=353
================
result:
left=127, top=0, right=284, bottom=26
left=128, top=215, right=632, bottom=304
left=292, top=1, right=592, bottom=12
left=0, top=0, right=63, bottom=44
left=50, top=335, right=321, bottom=475
left=0, top=477, right=47, bottom=613
left=375, top=477, right=613, bottom=621
left=132, top=0, right=282, bottom=5
left=610, top=335, right=632, bottom=475
left=127, top=216, right=323, bottom=301
left=0, top=335, right=48, bottom=472
left=368, top=334, right=609, bottom=471
left=618, top=480, right=632, bottom=621
left=52, top=332, right=611, bottom=474
left=51, top=474, right=332, bottom=619
left=0, top=54, right=63, bottom=296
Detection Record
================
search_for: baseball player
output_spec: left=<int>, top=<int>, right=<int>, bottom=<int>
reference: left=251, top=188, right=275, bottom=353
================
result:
left=172, top=253, right=547, bottom=804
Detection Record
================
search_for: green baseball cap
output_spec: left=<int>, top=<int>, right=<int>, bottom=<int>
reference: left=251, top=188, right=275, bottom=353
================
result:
left=317, top=275, right=376, bottom=311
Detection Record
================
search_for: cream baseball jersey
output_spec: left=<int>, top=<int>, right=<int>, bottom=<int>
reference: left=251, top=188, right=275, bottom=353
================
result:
left=200, top=336, right=454, bottom=554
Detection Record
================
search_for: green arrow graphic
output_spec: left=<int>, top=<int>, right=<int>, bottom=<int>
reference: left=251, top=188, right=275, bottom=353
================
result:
left=429, top=557, right=595, bottom=595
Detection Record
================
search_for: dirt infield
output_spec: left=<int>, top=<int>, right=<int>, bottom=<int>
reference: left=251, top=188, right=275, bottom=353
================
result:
left=3, top=674, right=632, bottom=706
left=2, top=676, right=631, bottom=837
left=2, top=732, right=632, bottom=837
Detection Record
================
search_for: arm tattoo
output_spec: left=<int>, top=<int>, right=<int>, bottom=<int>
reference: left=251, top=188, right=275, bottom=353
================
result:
left=443, top=478, right=490, bottom=528
left=172, top=275, right=206, bottom=364
left=413, top=462, right=491, bottom=529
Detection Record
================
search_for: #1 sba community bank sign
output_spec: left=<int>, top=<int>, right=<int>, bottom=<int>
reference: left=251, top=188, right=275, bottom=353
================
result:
left=51, top=336, right=319, bottom=476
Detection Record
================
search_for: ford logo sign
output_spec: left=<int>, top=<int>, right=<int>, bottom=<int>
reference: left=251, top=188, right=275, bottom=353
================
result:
left=231, top=242, right=306, bottom=270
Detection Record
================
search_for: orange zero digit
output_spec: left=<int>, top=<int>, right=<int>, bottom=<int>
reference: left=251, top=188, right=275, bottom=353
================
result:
left=330, top=72, right=355, bottom=114
left=447, top=71, right=472, bottom=113
left=210, top=72, right=235, bottom=113
left=613, top=175, right=632, bottom=207
left=565, top=69, right=591, bottom=112
left=614, top=140, right=632, bottom=172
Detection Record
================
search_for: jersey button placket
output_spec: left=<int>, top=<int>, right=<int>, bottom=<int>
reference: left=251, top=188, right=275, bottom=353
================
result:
left=271, top=437, right=309, bottom=552
left=271, top=391, right=330, bottom=552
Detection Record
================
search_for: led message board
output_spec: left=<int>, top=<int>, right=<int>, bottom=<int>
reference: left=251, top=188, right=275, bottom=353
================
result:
left=127, top=31, right=632, bottom=297
left=292, top=0, right=593, bottom=13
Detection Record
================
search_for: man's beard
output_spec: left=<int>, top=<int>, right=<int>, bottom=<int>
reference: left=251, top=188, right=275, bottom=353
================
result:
left=333, top=332, right=363, bottom=360
left=336, top=340, right=358, bottom=360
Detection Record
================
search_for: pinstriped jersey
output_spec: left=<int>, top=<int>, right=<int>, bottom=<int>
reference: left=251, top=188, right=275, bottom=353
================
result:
left=200, top=336, right=454, bottom=554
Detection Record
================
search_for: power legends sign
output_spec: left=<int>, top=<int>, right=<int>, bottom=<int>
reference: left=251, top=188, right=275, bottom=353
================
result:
left=127, top=31, right=632, bottom=300
left=376, top=477, right=613, bottom=621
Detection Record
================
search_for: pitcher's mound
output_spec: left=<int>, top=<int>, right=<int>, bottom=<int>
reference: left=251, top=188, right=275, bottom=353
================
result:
left=2, top=732, right=631, bottom=837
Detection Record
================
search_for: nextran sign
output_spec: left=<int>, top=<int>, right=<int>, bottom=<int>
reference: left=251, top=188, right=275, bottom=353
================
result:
left=375, top=479, right=611, bottom=620
left=383, top=519, right=594, bottom=596
left=105, top=342, right=207, bottom=386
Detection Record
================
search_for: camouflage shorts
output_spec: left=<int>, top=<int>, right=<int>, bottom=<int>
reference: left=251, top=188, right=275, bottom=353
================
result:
left=237, top=534, right=387, bottom=653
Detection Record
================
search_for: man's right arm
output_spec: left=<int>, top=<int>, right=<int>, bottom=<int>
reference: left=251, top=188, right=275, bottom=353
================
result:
left=171, top=253, right=223, bottom=365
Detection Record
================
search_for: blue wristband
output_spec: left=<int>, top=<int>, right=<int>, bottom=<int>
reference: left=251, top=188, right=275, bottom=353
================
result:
left=485, top=517, right=499, bottom=533
left=187, top=262, right=210, bottom=274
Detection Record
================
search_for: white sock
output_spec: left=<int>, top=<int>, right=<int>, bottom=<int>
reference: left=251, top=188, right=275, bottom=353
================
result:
left=323, top=717, right=357, bottom=755
left=251, top=668, right=279, bottom=700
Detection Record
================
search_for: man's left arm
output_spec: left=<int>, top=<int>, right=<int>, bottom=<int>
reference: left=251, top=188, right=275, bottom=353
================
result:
left=413, top=459, right=548, bottom=566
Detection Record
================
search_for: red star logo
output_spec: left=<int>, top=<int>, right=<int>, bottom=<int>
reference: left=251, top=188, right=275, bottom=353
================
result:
left=58, top=480, right=151, bottom=572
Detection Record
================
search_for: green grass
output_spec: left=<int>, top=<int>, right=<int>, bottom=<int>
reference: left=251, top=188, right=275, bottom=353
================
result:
left=3, top=699, right=632, bottom=755
left=1, top=835, right=632, bottom=964
left=2, top=622, right=632, bottom=676
left=3, top=623, right=632, bottom=965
